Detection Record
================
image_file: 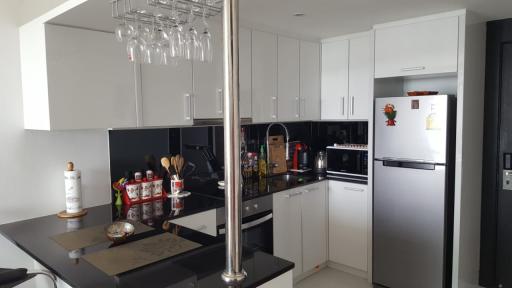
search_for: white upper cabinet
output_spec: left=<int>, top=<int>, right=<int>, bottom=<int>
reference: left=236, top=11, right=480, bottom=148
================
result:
left=20, top=24, right=137, bottom=130
left=193, top=20, right=223, bottom=119
left=300, top=41, right=321, bottom=121
left=140, top=61, right=194, bottom=127
left=348, top=35, right=371, bottom=120
left=321, top=33, right=372, bottom=121
left=239, top=27, right=252, bottom=119
left=374, top=16, right=459, bottom=78
left=278, top=36, right=301, bottom=122
left=321, top=39, right=349, bottom=120
left=252, top=30, right=278, bottom=123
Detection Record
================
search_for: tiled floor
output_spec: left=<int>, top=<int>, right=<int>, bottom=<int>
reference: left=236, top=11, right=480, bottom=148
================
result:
left=295, top=267, right=373, bottom=288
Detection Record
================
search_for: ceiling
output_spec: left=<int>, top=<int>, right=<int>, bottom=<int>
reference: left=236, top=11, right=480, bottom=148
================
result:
left=50, top=0, right=512, bottom=40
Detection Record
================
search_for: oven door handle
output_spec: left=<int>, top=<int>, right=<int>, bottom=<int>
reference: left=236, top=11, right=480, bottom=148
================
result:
left=218, top=213, right=273, bottom=235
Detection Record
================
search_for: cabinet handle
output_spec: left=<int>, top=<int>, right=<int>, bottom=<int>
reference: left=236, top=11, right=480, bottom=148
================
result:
left=285, top=191, right=303, bottom=198
left=344, top=187, right=364, bottom=192
left=217, top=88, right=223, bottom=115
left=400, top=66, right=426, bottom=72
left=272, top=97, right=277, bottom=119
left=341, top=97, right=345, bottom=116
left=295, top=97, right=300, bottom=118
left=352, top=96, right=355, bottom=115
left=185, top=93, right=192, bottom=120
left=300, top=98, right=306, bottom=118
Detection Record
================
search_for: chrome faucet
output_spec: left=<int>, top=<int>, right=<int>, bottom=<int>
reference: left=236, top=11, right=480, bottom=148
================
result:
left=265, top=123, right=290, bottom=176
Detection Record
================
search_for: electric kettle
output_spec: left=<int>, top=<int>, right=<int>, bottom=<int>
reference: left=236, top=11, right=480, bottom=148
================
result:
left=314, top=151, right=327, bottom=174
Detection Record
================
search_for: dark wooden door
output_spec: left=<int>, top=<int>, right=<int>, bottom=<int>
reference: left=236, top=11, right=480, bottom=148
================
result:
left=480, top=19, right=512, bottom=288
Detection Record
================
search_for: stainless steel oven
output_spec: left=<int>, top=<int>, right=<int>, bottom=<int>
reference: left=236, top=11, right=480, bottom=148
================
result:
left=216, top=195, right=273, bottom=254
left=326, top=145, right=368, bottom=183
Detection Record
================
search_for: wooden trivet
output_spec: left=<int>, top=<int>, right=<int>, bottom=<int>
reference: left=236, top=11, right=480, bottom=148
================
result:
left=57, top=209, right=88, bottom=219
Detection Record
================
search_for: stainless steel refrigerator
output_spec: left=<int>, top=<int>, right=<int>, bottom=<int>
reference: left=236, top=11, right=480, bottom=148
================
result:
left=373, top=95, right=455, bottom=288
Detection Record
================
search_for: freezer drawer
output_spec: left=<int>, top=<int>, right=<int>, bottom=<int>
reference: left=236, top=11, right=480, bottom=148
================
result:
left=373, top=160, right=450, bottom=288
left=374, top=95, right=450, bottom=164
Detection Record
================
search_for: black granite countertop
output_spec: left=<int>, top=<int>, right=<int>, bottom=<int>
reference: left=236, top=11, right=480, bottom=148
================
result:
left=0, top=203, right=293, bottom=288
left=186, top=172, right=327, bottom=201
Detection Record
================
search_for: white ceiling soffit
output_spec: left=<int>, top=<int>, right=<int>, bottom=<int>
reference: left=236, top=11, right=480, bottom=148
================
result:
left=49, top=0, right=512, bottom=40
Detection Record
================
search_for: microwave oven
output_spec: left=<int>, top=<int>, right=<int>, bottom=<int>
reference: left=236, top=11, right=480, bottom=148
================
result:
left=326, top=145, right=368, bottom=183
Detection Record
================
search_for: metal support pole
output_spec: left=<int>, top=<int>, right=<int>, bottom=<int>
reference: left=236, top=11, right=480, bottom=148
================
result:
left=221, top=0, right=246, bottom=284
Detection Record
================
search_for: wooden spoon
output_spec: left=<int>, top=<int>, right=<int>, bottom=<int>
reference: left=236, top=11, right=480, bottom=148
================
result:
left=160, top=157, right=171, bottom=176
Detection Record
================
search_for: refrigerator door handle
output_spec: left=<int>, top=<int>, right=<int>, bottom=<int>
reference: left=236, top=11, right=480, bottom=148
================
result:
left=382, top=159, right=436, bottom=170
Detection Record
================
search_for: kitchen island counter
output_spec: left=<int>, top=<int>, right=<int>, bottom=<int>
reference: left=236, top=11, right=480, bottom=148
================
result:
left=0, top=202, right=293, bottom=288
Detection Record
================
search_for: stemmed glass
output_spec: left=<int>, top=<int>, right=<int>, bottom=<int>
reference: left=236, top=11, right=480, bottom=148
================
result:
left=126, top=16, right=144, bottom=62
left=168, top=0, right=184, bottom=59
left=114, top=0, right=135, bottom=42
left=199, top=3, right=212, bottom=63
left=184, top=5, right=199, bottom=61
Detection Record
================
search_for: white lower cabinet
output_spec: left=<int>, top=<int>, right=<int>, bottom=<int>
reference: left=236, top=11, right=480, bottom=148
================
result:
left=273, top=182, right=328, bottom=280
left=328, top=180, right=368, bottom=272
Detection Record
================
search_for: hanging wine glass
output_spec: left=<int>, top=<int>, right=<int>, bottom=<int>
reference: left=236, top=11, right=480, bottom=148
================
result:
left=199, top=2, right=212, bottom=63
left=126, top=16, right=143, bottom=62
left=184, top=4, right=198, bottom=61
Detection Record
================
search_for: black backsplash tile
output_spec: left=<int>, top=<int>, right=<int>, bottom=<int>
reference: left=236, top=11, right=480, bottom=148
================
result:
left=108, top=121, right=368, bottom=199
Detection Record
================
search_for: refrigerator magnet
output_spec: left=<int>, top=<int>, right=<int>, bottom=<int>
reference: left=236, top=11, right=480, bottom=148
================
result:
left=384, top=104, right=397, bottom=126
left=426, top=113, right=440, bottom=130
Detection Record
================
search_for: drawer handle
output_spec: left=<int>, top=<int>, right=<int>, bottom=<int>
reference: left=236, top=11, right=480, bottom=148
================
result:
left=344, top=187, right=364, bottom=192
left=303, top=188, right=318, bottom=193
left=285, top=191, right=303, bottom=198
left=400, top=66, right=426, bottom=72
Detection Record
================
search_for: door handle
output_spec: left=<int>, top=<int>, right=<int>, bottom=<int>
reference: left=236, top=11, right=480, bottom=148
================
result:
left=217, top=88, right=223, bottom=115
left=218, top=213, right=273, bottom=234
left=400, top=66, right=426, bottom=72
left=341, top=97, right=345, bottom=116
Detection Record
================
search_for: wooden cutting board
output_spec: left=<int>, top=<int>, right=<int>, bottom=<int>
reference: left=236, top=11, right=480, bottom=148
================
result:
left=268, top=135, right=287, bottom=174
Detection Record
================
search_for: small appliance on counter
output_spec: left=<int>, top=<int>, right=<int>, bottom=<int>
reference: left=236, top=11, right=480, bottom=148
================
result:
left=314, top=151, right=327, bottom=174
left=326, top=144, right=368, bottom=183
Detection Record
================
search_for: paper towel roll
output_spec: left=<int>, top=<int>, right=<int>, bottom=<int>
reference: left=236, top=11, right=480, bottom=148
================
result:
left=64, top=169, right=82, bottom=214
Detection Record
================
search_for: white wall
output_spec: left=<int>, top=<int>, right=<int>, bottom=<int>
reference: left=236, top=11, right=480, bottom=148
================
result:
left=0, top=0, right=111, bottom=283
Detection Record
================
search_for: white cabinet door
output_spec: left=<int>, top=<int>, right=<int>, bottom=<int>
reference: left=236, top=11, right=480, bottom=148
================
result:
left=240, top=27, right=252, bottom=118
left=328, top=180, right=368, bottom=271
left=321, top=40, right=349, bottom=120
left=278, top=36, right=300, bottom=121
left=301, top=182, right=328, bottom=272
left=375, top=16, right=459, bottom=78
left=300, top=41, right=321, bottom=121
left=252, top=30, right=278, bottom=123
left=273, top=189, right=303, bottom=278
left=140, top=61, right=193, bottom=126
left=193, top=19, right=223, bottom=119
left=43, top=24, right=137, bottom=130
left=348, top=35, right=371, bottom=120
